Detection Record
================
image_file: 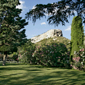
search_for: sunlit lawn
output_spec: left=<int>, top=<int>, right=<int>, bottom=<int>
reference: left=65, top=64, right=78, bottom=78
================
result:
left=0, top=63, right=85, bottom=85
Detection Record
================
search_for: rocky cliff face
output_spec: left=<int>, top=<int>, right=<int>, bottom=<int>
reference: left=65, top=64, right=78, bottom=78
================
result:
left=31, top=29, right=63, bottom=43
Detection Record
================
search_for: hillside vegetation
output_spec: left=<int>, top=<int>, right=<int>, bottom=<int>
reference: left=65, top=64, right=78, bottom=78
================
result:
left=35, top=36, right=71, bottom=52
left=0, top=35, right=85, bottom=69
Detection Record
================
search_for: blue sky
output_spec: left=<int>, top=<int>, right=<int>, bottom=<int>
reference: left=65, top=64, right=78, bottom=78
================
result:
left=16, top=0, right=85, bottom=40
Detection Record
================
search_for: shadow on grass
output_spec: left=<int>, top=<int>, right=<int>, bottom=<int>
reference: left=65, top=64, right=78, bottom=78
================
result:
left=0, top=64, right=85, bottom=85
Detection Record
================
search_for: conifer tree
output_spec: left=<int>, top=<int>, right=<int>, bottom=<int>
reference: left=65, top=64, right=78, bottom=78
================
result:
left=70, top=16, right=84, bottom=60
left=0, top=0, right=20, bottom=28
left=25, top=0, right=85, bottom=26
left=0, top=0, right=28, bottom=65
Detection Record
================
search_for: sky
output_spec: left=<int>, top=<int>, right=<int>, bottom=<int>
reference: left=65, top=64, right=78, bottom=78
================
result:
left=16, top=0, right=85, bottom=40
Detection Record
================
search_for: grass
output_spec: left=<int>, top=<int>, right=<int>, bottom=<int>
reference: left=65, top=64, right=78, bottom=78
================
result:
left=0, top=63, right=85, bottom=85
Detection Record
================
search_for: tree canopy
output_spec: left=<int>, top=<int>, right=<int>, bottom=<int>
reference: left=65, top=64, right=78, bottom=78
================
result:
left=0, top=0, right=28, bottom=65
left=0, top=0, right=28, bottom=53
left=0, top=0, right=20, bottom=28
left=25, top=0, right=85, bottom=26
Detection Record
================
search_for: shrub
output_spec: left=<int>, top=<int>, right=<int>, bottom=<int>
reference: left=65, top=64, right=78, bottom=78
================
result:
left=32, top=42, right=71, bottom=68
left=18, top=52, right=28, bottom=64
left=18, top=39, right=36, bottom=64
left=12, top=52, right=19, bottom=62
left=71, top=45, right=85, bottom=71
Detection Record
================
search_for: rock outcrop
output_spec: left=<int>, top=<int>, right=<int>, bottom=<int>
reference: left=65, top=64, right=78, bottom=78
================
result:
left=31, top=29, right=63, bottom=43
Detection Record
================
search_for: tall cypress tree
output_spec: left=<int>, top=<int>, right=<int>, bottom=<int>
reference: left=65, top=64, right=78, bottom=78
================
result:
left=0, top=0, right=28, bottom=65
left=70, top=16, right=84, bottom=60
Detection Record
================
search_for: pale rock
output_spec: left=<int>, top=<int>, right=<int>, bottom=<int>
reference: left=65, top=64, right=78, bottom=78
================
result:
left=31, top=29, right=63, bottom=43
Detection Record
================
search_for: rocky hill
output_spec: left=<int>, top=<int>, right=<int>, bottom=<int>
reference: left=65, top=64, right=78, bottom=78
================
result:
left=30, top=29, right=71, bottom=51
left=31, top=29, right=63, bottom=43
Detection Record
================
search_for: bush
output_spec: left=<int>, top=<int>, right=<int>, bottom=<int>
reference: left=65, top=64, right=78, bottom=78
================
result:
left=31, top=42, right=71, bottom=68
left=12, top=52, right=19, bottom=62
left=18, top=52, right=28, bottom=64
left=18, top=39, right=36, bottom=64
left=71, top=45, right=85, bottom=71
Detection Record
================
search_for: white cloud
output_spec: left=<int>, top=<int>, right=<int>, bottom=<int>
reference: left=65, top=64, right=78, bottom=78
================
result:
left=41, top=22, right=46, bottom=25
left=65, top=25, right=71, bottom=31
left=32, top=6, right=36, bottom=9
left=16, top=0, right=26, bottom=9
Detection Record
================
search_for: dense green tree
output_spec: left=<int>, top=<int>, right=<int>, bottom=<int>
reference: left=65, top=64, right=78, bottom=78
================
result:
left=25, top=0, right=85, bottom=26
left=0, top=0, right=28, bottom=65
left=0, top=0, right=20, bottom=28
left=70, top=16, right=84, bottom=61
left=18, top=39, right=36, bottom=64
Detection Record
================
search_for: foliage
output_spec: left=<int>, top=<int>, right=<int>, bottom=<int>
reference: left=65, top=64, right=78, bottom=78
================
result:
left=70, top=16, right=84, bottom=61
left=12, top=52, right=18, bottom=62
left=31, top=42, right=70, bottom=68
left=18, top=39, right=36, bottom=64
left=18, top=52, right=28, bottom=64
left=0, top=0, right=28, bottom=65
left=17, top=37, right=71, bottom=68
left=25, top=0, right=85, bottom=26
left=0, top=0, right=20, bottom=24
left=0, top=0, right=28, bottom=53
left=71, top=45, right=85, bottom=71
left=72, top=56, right=82, bottom=70
left=35, top=37, right=71, bottom=52
left=0, top=15, right=28, bottom=53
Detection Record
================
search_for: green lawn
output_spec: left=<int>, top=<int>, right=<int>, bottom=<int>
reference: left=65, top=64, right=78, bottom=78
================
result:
left=0, top=63, right=85, bottom=85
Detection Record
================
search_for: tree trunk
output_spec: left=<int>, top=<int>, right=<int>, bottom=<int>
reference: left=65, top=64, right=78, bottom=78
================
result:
left=3, top=53, right=7, bottom=66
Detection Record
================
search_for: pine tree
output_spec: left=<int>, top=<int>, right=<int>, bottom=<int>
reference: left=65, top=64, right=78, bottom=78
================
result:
left=0, top=0, right=20, bottom=27
left=25, top=0, right=85, bottom=26
left=0, top=0, right=28, bottom=65
left=70, top=16, right=84, bottom=60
